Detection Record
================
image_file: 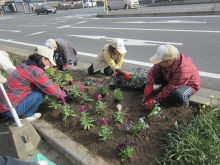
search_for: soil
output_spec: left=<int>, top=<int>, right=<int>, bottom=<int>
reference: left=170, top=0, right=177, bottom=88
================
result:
left=38, top=70, right=200, bottom=165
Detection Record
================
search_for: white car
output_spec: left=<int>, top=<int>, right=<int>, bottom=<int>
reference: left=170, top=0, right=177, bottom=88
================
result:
left=84, top=0, right=97, bottom=7
left=107, top=0, right=139, bottom=10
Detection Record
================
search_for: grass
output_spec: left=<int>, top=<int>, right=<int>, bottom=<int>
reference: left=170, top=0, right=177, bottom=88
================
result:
left=157, top=100, right=220, bottom=165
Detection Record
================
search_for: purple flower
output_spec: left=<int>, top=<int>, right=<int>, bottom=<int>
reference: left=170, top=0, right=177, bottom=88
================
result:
left=126, top=126, right=130, bottom=131
left=102, top=118, right=108, bottom=126
left=55, top=70, right=58, bottom=75
left=80, top=106, right=87, bottom=112
left=97, top=94, right=102, bottom=100
left=79, top=85, right=85, bottom=92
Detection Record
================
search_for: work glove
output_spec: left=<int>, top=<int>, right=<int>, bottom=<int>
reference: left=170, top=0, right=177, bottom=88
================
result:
left=143, top=98, right=157, bottom=111
left=124, top=72, right=131, bottom=81
left=142, top=85, right=153, bottom=104
left=61, top=90, right=74, bottom=103
left=62, top=64, right=68, bottom=71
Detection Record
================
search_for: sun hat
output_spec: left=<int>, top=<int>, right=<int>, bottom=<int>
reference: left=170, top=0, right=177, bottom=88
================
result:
left=0, top=74, right=7, bottom=84
left=110, top=38, right=127, bottom=54
left=149, top=45, right=179, bottom=64
left=45, top=39, right=57, bottom=50
left=35, top=46, right=56, bottom=66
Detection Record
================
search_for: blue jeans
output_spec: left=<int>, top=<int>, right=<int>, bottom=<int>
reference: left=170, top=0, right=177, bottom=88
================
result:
left=2, top=89, right=45, bottom=118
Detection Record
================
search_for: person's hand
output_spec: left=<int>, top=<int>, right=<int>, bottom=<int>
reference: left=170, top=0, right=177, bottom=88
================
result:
left=62, top=89, right=74, bottom=102
left=124, top=72, right=130, bottom=81
left=60, top=96, right=67, bottom=105
left=143, top=98, right=157, bottom=111
left=144, top=85, right=153, bottom=96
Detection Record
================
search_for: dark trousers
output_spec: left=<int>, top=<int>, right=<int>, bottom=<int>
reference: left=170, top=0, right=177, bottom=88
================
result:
left=88, top=64, right=114, bottom=76
left=155, top=75, right=193, bottom=106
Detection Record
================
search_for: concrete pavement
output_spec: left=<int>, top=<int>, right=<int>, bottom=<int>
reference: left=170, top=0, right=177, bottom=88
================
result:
left=1, top=4, right=220, bottom=164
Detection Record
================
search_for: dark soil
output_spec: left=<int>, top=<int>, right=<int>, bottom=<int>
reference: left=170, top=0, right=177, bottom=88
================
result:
left=38, top=70, right=200, bottom=165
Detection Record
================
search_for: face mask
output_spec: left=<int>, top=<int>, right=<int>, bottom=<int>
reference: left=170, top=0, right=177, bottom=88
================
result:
left=44, top=65, right=50, bottom=70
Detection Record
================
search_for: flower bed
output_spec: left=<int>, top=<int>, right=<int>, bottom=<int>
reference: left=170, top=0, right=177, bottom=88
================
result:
left=37, top=69, right=200, bottom=165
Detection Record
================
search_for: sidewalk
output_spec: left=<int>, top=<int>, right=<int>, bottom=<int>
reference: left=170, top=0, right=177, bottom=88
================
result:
left=1, top=21, right=220, bottom=164
left=97, top=3, right=220, bottom=17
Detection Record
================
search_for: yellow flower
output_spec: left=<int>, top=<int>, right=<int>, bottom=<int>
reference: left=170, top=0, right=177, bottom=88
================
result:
left=205, top=102, right=209, bottom=106
left=210, top=95, right=214, bottom=99
left=218, top=96, right=220, bottom=100
left=202, top=105, right=206, bottom=109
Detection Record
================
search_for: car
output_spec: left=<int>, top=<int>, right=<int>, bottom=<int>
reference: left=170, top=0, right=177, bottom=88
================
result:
left=83, top=0, right=97, bottom=8
left=35, top=4, right=57, bottom=15
left=107, top=0, right=139, bottom=11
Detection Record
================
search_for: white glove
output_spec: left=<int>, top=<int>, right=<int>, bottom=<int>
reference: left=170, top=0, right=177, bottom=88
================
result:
left=37, top=160, right=48, bottom=165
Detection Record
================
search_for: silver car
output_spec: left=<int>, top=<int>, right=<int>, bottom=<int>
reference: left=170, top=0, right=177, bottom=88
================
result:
left=107, top=0, right=139, bottom=10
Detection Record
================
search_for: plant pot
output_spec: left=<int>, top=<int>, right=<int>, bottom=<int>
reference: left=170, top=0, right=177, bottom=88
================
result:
left=100, top=93, right=106, bottom=98
left=114, top=99, right=120, bottom=103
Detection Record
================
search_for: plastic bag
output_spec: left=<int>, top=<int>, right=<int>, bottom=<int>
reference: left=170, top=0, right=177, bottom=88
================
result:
left=30, top=153, right=56, bottom=165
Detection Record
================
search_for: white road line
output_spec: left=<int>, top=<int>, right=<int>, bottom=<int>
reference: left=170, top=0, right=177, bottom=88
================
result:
left=68, top=26, right=220, bottom=33
left=27, top=31, right=45, bottom=36
left=0, top=39, right=219, bottom=79
left=75, top=21, right=87, bottom=24
left=112, top=21, right=206, bottom=24
left=0, top=29, right=21, bottom=33
left=57, top=25, right=71, bottom=29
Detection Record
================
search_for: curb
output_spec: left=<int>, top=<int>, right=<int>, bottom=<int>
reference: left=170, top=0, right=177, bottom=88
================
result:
left=1, top=42, right=220, bottom=165
left=97, top=10, right=220, bottom=18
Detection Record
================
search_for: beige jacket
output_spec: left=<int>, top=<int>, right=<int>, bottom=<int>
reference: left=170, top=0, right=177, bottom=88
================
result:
left=93, top=44, right=125, bottom=72
left=0, top=50, right=16, bottom=75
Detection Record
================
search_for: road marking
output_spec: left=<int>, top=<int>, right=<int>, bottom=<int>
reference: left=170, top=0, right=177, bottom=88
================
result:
left=0, top=29, right=21, bottom=33
left=67, top=26, right=220, bottom=33
left=0, top=38, right=219, bottom=79
left=67, top=35, right=182, bottom=46
left=27, top=31, right=45, bottom=36
left=112, top=20, right=206, bottom=24
left=75, top=21, right=87, bottom=24
left=57, top=25, right=71, bottom=29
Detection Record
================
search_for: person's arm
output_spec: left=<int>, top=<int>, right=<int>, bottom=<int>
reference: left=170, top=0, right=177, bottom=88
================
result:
left=103, top=50, right=124, bottom=71
left=0, top=51, right=16, bottom=75
left=0, top=156, right=39, bottom=165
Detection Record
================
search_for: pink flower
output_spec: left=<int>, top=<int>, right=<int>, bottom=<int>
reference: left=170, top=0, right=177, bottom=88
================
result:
left=55, top=70, right=58, bottom=75
left=80, top=106, right=87, bottom=112
left=80, top=85, right=85, bottom=92
left=97, top=94, right=102, bottom=100
left=69, top=80, right=76, bottom=85
left=102, top=118, right=108, bottom=126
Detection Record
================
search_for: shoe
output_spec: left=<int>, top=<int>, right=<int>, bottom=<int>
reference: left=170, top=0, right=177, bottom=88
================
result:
left=25, top=113, right=41, bottom=121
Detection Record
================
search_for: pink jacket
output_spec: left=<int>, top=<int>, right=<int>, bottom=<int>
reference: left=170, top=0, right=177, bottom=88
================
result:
left=147, top=54, right=201, bottom=102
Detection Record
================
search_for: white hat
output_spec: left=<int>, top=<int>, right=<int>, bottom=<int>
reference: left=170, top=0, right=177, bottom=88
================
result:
left=110, top=38, right=127, bottom=54
left=149, top=45, right=179, bottom=64
left=35, top=46, right=56, bottom=66
left=45, top=39, right=57, bottom=50
left=0, top=74, right=7, bottom=84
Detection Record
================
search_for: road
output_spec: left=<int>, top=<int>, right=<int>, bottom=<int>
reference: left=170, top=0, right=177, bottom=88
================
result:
left=0, top=5, right=220, bottom=91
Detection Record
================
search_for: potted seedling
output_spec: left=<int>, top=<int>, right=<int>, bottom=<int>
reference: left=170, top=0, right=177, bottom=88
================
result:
left=64, top=73, right=75, bottom=85
left=97, top=83, right=109, bottom=98
left=113, top=88, right=123, bottom=103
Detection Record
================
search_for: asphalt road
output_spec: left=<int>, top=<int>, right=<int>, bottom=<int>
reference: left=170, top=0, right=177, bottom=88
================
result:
left=0, top=4, right=220, bottom=91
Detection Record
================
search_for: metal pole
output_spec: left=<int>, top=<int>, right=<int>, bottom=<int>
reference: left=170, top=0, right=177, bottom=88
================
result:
left=106, top=0, right=108, bottom=14
left=0, top=84, right=22, bottom=127
left=21, top=0, right=26, bottom=13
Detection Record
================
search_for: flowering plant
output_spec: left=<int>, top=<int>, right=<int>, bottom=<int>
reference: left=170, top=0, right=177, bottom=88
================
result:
left=114, top=104, right=123, bottom=123
left=113, top=88, right=123, bottom=101
left=95, top=101, right=106, bottom=114
left=117, top=140, right=136, bottom=162
left=68, top=86, right=82, bottom=98
left=61, top=105, right=76, bottom=122
left=80, top=106, right=94, bottom=130
left=80, top=92, right=94, bottom=105
left=98, top=118, right=112, bottom=140
left=147, top=103, right=163, bottom=118
left=126, top=117, right=149, bottom=134
left=97, top=83, right=109, bottom=95
left=129, top=68, right=147, bottom=88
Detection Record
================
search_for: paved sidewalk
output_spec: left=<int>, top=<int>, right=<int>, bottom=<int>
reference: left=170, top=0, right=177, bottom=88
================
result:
left=97, top=3, right=220, bottom=17
left=1, top=5, right=220, bottom=163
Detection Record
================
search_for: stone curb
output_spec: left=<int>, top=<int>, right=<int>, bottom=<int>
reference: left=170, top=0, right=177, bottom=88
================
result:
left=97, top=10, right=220, bottom=18
left=32, top=120, right=110, bottom=165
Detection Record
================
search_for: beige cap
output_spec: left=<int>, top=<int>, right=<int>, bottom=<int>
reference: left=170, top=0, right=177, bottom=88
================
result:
left=0, top=74, right=7, bottom=84
left=149, top=45, right=179, bottom=64
left=35, top=46, right=56, bottom=66
left=45, top=39, right=57, bottom=50
left=110, top=38, right=127, bottom=54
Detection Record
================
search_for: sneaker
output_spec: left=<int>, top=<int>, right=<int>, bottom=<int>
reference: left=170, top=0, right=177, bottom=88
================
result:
left=25, top=113, right=41, bottom=122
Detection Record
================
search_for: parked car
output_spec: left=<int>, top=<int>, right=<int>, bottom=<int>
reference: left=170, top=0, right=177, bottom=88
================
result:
left=35, top=4, right=57, bottom=15
left=107, top=0, right=139, bottom=10
left=84, top=0, right=97, bottom=8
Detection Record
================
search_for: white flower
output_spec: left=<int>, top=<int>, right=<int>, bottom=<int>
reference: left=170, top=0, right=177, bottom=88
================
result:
left=145, top=124, right=149, bottom=129
left=153, top=111, right=158, bottom=115
left=117, top=104, right=122, bottom=111
left=139, top=117, right=144, bottom=123
left=157, top=107, right=161, bottom=111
